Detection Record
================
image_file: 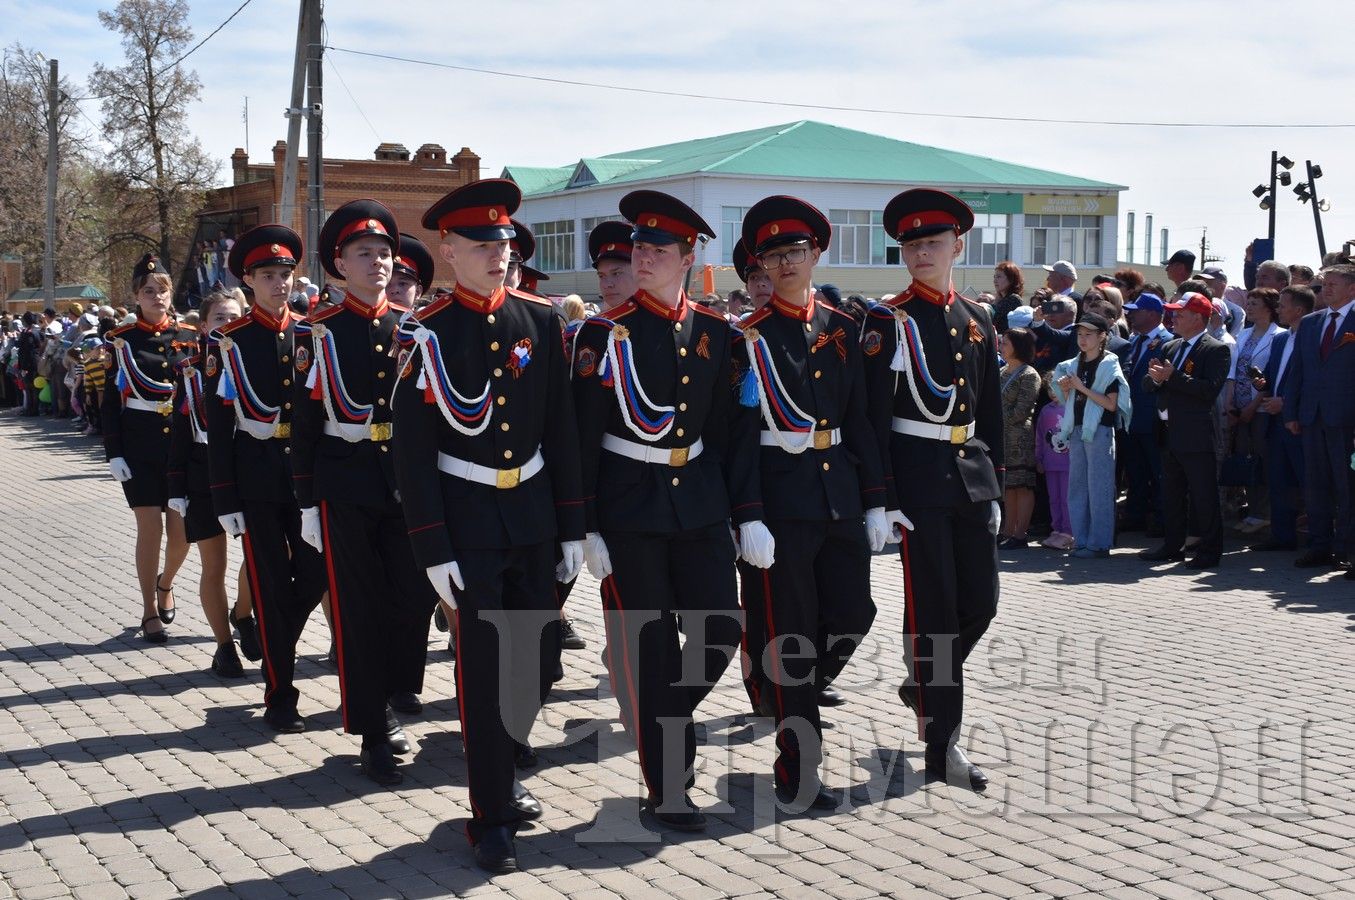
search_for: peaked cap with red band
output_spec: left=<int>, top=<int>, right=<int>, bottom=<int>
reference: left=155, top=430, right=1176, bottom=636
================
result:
left=422, top=178, right=520, bottom=242
left=319, top=199, right=399, bottom=280
left=619, top=189, right=714, bottom=248
left=228, top=224, right=303, bottom=279
left=883, top=188, right=975, bottom=243
left=393, top=233, right=435, bottom=293
left=508, top=218, right=536, bottom=263
left=732, top=238, right=759, bottom=284
left=588, top=220, right=634, bottom=268
left=742, top=195, right=832, bottom=256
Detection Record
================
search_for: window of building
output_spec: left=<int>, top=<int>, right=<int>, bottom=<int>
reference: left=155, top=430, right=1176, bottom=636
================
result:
left=531, top=219, right=576, bottom=273
left=959, top=214, right=1011, bottom=267
left=1023, top=215, right=1101, bottom=267
left=828, top=209, right=887, bottom=266
left=721, top=206, right=750, bottom=263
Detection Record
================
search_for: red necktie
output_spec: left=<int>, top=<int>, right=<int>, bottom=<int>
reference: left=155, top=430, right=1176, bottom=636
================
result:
left=1320, top=311, right=1339, bottom=361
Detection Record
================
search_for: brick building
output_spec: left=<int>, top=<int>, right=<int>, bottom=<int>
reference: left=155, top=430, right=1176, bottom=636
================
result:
left=193, top=140, right=481, bottom=298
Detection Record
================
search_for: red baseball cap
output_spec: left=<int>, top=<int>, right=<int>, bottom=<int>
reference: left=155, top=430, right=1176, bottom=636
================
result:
left=1165, top=292, right=1213, bottom=318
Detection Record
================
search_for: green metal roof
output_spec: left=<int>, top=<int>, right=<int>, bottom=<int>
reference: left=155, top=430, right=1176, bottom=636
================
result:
left=7, top=284, right=108, bottom=302
left=506, top=120, right=1122, bottom=196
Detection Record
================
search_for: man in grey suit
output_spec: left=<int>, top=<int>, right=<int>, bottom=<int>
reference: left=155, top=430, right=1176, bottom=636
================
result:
left=1139, top=293, right=1233, bottom=568
left=1282, top=264, right=1355, bottom=574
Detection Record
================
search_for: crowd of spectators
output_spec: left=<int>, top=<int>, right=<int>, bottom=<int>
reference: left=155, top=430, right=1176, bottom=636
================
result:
left=2, top=303, right=130, bottom=433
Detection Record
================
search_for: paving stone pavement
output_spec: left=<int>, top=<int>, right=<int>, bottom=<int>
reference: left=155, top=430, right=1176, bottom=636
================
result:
left=1, top=411, right=1353, bottom=900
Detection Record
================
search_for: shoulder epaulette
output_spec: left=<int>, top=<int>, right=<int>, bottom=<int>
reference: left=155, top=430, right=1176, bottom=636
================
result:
left=691, top=303, right=727, bottom=322
left=414, top=295, right=453, bottom=321
left=107, top=323, right=135, bottom=338
left=219, top=315, right=252, bottom=335
left=866, top=303, right=897, bottom=322
left=735, top=307, right=773, bottom=340
left=175, top=353, right=202, bottom=372
left=389, top=302, right=411, bottom=315
left=507, top=286, right=552, bottom=307
left=307, top=304, right=345, bottom=324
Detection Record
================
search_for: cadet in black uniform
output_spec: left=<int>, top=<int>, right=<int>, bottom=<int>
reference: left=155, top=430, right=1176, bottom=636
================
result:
left=731, top=197, right=889, bottom=810
left=572, top=190, right=758, bottom=832
left=392, top=179, right=584, bottom=874
left=386, top=233, right=435, bottom=309
left=732, top=238, right=775, bottom=313
left=859, top=190, right=1003, bottom=790
left=588, top=221, right=637, bottom=314
left=103, top=253, right=196, bottom=644
left=204, top=225, right=327, bottom=734
left=291, top=199, right=439, bottom=785
left=166, top=288, right=261, bottom=676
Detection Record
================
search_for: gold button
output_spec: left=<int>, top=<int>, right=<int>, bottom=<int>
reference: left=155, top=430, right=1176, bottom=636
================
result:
left=496, top=396, right=506, bottom=406
left=377, top=371, right=386, bottom=379
left=372, top=318, right=380, bottom=327
left=162, top=426, right=170, bottom=434
left=161, top=362, right=168, bottom=368
left=819, top=419, right=828, bottom=426
left=503, top=449, right=512, bottom=460
left=959, top=403, right=967, bottom=412
left=676, top=427, right=685, bottom=438
left=374, top=344, right=383, bottom=353
left=954, top=353, right=962, bottom=362
left=681, top=375, right=690, bottom=384
left=284, top=402, right=292, bottom=410
left=805, top=323, right=812, bottom=332
left=493, top=368, right=503, bottom=377
left=278, top=333, right=285, bottom=340
left=154, top=332, right=162, bottom=338
left=945, top=305, right=952, bottom=313
left=958, top=449, right=967, bottom=458
left=283, top=378, right=292, bottom=386
left=679, top=347, right=687, bottom=357
left=950, top=328, right=958, bottom=337
left=377, top=398, right=386, bottom=406
left=958, top=378, right=966, bottom=386
left=679, top=402, right=688, bottom=411
left=282, top=355, right=290, bottom=363
left=822, top=462, right=830, bottom=471
left=490, top=341, right=500, bottom=351
left=380, top=445, right=389, bottom=453
left=814, top=370, right=822, bottom=379
left=671, top=477, right=680, bottom=486
left=674, top=322, right=683, bottom=332
left=487, top=314, right=496, bottom=324
left=500, top=422, right=510, bottom=432
left=284, top=446, right=292, bottom=454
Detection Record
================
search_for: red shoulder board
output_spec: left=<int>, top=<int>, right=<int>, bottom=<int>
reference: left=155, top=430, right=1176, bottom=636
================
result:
left=414, top=294, right=454, bottom=321
left=307, top=304, right=344, bottom=324
left=507, top=286, right=552, bottom=307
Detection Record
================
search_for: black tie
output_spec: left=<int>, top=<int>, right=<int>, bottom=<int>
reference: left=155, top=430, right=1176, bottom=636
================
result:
left=1173, top=339, right=1191, bottom=369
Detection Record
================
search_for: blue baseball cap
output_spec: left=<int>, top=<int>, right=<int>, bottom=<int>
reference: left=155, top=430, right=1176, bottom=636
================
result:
left=1125, top=292, right=1164, bottom=314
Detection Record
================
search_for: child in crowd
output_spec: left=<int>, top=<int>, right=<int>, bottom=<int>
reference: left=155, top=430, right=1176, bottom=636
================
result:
left=1035, top=373, right=1073, bottom=550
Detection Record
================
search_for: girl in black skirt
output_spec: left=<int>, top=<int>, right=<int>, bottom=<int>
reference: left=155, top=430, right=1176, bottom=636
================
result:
left=167, top=288, right=261, bottom=674
left=103, top=254, right=198, bottom=643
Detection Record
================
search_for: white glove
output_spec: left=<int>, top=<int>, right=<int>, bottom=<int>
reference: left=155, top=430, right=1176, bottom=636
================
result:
left=299, top=506, right=323, bottom=553
left=885, top=509, right=915, bottom=543
left=108, top=457, right=132, bottom=482
left=989, top=500, right=1002, bottom=536
left=425, top=561, right=464, bottom=610
left=583, top=532, right=612, bottom=580
left=864, top=507, right=889, bottom=553
left=556, top=540, right=584, bottom=583
left=218, top=513, right=247, bottom=537
left=738, top=521, right=776, bottom=569
left=167, top=497, right=189, bottom=517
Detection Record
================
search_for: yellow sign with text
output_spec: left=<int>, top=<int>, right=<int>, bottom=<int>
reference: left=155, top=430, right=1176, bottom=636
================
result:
left=1024, top=194, right=1119, bottom=216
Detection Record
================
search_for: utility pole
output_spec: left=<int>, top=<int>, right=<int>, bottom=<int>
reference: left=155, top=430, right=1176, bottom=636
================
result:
left=43, top=58, right=58, bottom=306
left=1267, top=150, right=1278, bottom=248
left=304, top=0, right=324, bottom=286
left=243, top=96, right=249, bottom=156
left=1304, top=160, right=1328, bottom=259
left=1200, top=228, right=1208, bottom=270
left=279, top=0, right=309, bottom=227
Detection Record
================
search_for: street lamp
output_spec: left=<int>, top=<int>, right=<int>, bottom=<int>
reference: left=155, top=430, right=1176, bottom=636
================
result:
left=1256, top=151, right=1295, bottom=246
left=1293, top=160, right=1330, bottom=257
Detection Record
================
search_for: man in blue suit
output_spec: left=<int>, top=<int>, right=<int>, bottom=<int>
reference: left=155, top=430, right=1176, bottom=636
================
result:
left=1117, top=292, right=1171, bottom=535
left=1282, top=265, right=1355, bottom=571
left=1251, top=285, right=1314, bottom=553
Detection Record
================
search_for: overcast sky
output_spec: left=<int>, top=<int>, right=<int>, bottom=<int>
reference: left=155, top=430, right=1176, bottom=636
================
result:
left=7, top=0, right=1354, bottom=276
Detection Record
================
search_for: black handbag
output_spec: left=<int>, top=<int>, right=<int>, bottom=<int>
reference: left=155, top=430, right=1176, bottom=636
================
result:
left=1218, top=453, right=1263, bottom=487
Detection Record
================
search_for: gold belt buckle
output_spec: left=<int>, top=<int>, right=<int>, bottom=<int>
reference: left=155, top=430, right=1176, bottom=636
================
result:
left=274, top=422, right=291, bottom=439
left=370, top=422, right=392, bottom=442
left=813, top=430, right=832, bottom=450
left=669, top=446, right=689, bottom=467
left=949, top=425, right=968, bottom=444
left=496, top=466, right=521, bottom=489
left=156, top=400, right=173, bottom=416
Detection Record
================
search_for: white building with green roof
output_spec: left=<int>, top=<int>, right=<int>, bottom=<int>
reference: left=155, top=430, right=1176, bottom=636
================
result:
left=503, top=120, right=1126, bottom=298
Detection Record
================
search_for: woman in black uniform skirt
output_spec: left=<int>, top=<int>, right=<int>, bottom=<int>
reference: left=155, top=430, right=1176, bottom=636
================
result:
left=166, top=288, right=262, bottom=674
left=103, top=254, right=197, bottom=643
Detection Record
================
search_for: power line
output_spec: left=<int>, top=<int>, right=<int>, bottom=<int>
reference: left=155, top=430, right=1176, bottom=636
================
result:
left=327, top=46, right=1355, bottom=130
left=325, top=56, right=380, bottom=143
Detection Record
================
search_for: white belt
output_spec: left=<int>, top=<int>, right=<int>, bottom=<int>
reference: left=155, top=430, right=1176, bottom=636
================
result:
left=237, top=419, right=291, bottom=440
left=891, top=417, right=975, bottom=445
left=323, top=421, right=392, bottom=442
left=437, top=448, right=544, bottom=489
left=192, top=432, right=208, bottom=445
left=124, top=396, right=173, bottom=416
left=760, top=428, right=840, bottom=449
left=602, top=433, right=703, bottom=468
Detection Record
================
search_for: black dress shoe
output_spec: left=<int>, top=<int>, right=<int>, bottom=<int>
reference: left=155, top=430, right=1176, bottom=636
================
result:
left=360, top=744, right=403, bottom=787
left=897, top=682, right=919, bottom=714
left=775, top=781, right=839, bottom=811
left=925, top=744, right=988, bottom=791
left=816, top=685, right=846, bottom=707
left=211, top=641, right=245, bottom=678
left=385, top=707, right=411, bottom=755
left=141, top=616, right=167, bottom=645
left=1139, top=545, right=1186, bottom=562
left=514, top=741, right=538, bottom=769
left=1250, top=539, right=1297, bottom=552
left=1294, top=549, right=1337, bottom=569
left=231, top=612, right=262, bottom=662
left=264, top=707, right=305, bottom=733
left=643, top=795, right=707, bottom=832
left=473, top=825, right=518, bottom=874
left=560, top=617, right=586, bottom=650
left=432, top=605, right=448, bottom=633
left=1184, top=553, right=1220, bottom=569
left=389, top=691, right=423, bottom=716
left=509, top=779, right=542, bottom=820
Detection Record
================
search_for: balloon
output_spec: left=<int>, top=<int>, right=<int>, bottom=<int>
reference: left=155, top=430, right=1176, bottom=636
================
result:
left=38, top=384, right=52, bottom=403
left=32, top=376, right=47, bottom=389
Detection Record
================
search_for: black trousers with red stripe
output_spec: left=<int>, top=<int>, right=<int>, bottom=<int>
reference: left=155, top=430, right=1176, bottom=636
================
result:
left=896, top=499, right=998, bottom=748
left=239, top=499, right=327, bottom=713
left=600, top=522, right=742, bottom=806
left=320, top=499, right=439, bottom=737
left=738, top=517, right=876, bottom=791
left=448, top=540, right=557, bottom=841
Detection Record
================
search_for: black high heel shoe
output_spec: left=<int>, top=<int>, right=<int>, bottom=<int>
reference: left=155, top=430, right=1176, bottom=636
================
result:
left=155, top=574, right=176, bottom=624
left=142, top=616, right=167, bottom=644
